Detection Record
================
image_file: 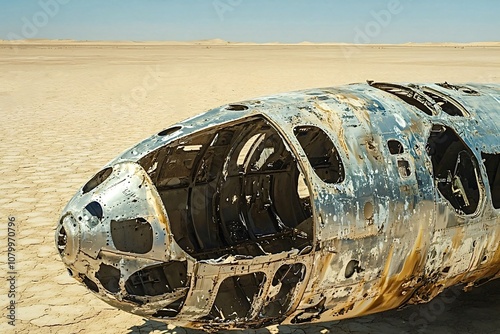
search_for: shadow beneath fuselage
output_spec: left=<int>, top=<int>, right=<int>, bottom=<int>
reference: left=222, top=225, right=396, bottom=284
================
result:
left=128, top=279, right=500, bottom=334
left=126, top=320, right=205, bottom=334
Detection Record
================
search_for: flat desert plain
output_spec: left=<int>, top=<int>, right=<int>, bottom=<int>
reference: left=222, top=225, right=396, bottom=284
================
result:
left=0, top=41, right=499, bottom=334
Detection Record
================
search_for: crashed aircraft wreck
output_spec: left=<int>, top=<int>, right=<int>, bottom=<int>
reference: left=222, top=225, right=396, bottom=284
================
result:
left=56, top=81, right=500, bottom=331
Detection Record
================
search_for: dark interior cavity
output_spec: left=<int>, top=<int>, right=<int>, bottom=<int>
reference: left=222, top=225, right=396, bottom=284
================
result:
left=125, top=261, right=188, bottom=297
left=82, top=167, right=113, bottom=194
left=85, top=201, right=103, bottom=220
left=152, top=298, right=186, bottom=319
left=370, top=83, right=435, bottom=116
left=427, top=125, right=481, bottom=215
left=345, top=260, right=361, bottom=279
left=388, top=140, right=404, bottom=155
left=96, top=264, right=121, bottom=293
left=111, top=218, right=153, bottom=254
left=293, top=126, right=345, bottom=184
left=261, top=263, right=306, bottom=319
left=398, top=159, right=411, bottom=178
left=481, top=153, right=500, bottom=209
left=207, top=272, right=265, bottom=321
left=436, top=82, right=480, bottom=96
left=371, top=82, right=472, bottom=117
left=57, top=225, right=67, bottom=255
left=139, top=117, right=314, bottom=260
left=421, top=88, right=469, bottom=117
left=158, top=126, right=182, bottom=137
left=291, top=297, right=326, bottom=324
left=226, top=104, right=249, bottom=111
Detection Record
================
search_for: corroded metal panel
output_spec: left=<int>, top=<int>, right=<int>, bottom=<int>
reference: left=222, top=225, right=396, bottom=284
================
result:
left=56, top=82, right=500, bottom=331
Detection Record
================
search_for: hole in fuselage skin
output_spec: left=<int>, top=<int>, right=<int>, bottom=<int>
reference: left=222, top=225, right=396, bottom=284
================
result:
left=85, top=201, right=103, bottom=220
left=363, top=202, right=374, bottom=220
left=397, top=159, right=411, bottom=178
left=152, top=298, right=186, bottom=319
left=57, top=225, right=67, bottom=255
left=370, top=83, right=435, bottom=116
left=226, top=104, right=249, bottom=111
left=345, top=260, right=360, bottom=279
left=96, top=264, right=121, bottom=293
left=82, top=167, right=113, bottom=194
left=125, top=261, right=188, bottom=297
left=139, top=117, right=314, bottom=260
left=427, top=125, right=481, bottom=215
left=158, top=126, right=182, bottom=137
left=294, top=126, right=345, bottom=184
left=206, top=272, right=266, bottom=322
left=422, top=88, right=469, bottom=117
left=388, top=140, right=404, bottom=155
left=261, top=264, right=306, bottom=319
left=481, top=152, right=500, bottom=209
left=436, top=82, right=480, bottom=96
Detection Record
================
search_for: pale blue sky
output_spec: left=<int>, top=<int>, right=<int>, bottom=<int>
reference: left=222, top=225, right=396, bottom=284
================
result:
left=0, top=0, right=499, bottom=43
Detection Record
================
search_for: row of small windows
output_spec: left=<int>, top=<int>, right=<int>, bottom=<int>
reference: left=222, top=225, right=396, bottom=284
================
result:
left=298, top=125, right=499, bottom=213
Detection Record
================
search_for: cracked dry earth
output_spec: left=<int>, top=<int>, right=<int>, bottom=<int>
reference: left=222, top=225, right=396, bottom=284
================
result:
left=0, top=42, right=499, bottom=334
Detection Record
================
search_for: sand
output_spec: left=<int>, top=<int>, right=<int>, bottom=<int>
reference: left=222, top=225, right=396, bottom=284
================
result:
left=0, top=41, right=499, bottom=334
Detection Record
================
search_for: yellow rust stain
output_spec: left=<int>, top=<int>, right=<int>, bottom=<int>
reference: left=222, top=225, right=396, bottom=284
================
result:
left=313, top=102, right=349, bottom=159
left=478, top=230, right=500, bottom=280
left=409, top=116, right=425, bottom=133
left=315, top=252, right=337, bottom=287
left=340, top=226, right=427, bottom=318
left=451, top=227, right=465, bottom=249
left=335, top=93, right=371, bottom=125
left=492, top=233, right=500, bottom=267
left=139, top=166, right=171, bottom=233
left=351, top=106, right=371, bottom=127
left=430, top=227, right=500, bottom=293
left=300, top=252, right=336, bottom=308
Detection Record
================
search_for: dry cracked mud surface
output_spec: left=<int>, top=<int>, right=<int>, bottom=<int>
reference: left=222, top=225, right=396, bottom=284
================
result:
left=0, top=42, right=499, bottom=333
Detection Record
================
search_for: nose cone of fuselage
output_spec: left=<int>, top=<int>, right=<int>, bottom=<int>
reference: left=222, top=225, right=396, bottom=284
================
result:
left=56, top=213, right=80, bottom=266
left=54, top=112, right=319, bottom=328
left=55, top=161, right=189, bottom=319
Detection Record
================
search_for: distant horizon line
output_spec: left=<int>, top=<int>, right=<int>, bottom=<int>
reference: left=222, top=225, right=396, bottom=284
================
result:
left=1, top=38, right=500, bottom=46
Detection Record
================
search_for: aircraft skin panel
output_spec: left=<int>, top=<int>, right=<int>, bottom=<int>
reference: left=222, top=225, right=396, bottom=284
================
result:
left=55, top=82, right=500, bottom=331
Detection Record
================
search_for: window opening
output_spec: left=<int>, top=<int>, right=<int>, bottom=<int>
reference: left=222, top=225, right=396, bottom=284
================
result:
left=482, top=153, right=500, bottom=209
left=294, top=126, right=345, bottom=184
left=426, top=125, right=481, bottom=214
left=139, top=118, right=314, bottom=260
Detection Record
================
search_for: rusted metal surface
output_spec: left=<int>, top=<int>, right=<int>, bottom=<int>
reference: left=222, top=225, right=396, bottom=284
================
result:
left=55, top=81, right=500, bottom=331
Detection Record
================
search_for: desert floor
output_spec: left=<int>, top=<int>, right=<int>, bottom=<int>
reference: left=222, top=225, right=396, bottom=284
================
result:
left=0, top=42, right=499, bottom=334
